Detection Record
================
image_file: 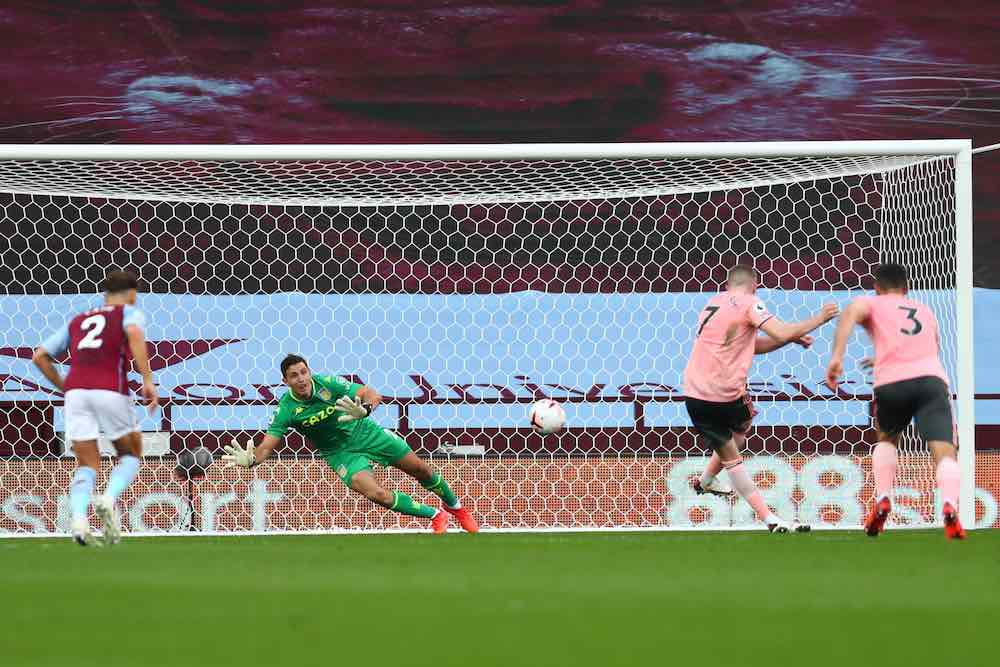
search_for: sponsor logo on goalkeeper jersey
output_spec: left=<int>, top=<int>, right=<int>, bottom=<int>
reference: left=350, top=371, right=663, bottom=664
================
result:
left=303, top=405, right=338, bottom=427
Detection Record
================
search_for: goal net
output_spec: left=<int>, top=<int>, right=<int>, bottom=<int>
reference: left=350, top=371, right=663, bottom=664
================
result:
left=0, top=142, right=979, bottom=535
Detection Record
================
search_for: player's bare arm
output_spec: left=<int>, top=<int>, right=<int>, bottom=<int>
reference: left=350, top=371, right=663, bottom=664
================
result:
left=756, top=303, right=839, bottom=354
left=125, top=323, right=158, bottom=413
left=31, top=346, right=65, bottom=391
left=754, top=333, right=814, bottom=355
left=825, top=298, right=871, bottom=390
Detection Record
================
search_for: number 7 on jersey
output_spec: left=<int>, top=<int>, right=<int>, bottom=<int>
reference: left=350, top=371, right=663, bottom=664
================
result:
left=697, top=305, right=720, bottom=336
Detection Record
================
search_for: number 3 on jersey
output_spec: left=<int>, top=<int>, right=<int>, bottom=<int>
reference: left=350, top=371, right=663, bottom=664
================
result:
left=897, top=306, right=923, bottom=336
left=78, top=314, right=106, bottom=349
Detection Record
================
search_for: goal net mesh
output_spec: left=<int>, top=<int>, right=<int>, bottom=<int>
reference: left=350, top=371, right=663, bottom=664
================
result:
left=0, top=152, right=967, bottom=533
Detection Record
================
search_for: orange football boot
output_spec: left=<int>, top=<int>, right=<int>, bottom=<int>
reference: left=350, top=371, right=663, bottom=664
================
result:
left=943, top=502, right=966, bottom=540
left=431, top=509, right=449, bottom=534
left=864, top=497, right=891, bottom=537
left=445, top=506, right=480, bottom=533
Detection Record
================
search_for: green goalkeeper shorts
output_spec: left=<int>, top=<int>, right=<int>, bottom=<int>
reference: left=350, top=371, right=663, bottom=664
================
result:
left=325, top=428, right=413, bottom=485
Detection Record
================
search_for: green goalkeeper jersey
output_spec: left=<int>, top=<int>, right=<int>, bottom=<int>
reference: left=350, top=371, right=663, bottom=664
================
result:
left=265, top=374, right=383, bottom=455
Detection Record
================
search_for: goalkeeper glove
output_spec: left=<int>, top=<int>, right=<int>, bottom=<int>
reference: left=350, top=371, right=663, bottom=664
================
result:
left=222, top=439, right=257, bottom=468
left=336, top=396, right=371, bottom=423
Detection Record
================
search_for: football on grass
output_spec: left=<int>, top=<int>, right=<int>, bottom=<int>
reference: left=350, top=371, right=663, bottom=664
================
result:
left=529, top=399, right=566, bottom=435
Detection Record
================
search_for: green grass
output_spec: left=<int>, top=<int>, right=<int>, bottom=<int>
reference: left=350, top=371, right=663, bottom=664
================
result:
left=4, top=530, right=999, bottom=667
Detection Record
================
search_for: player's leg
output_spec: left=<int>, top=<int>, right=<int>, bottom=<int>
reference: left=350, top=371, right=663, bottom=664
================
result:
left=865, top=382, right=912, bottom=537
left=865, top=432, right=899, bottom=537
left=91, top=391, right=142, bottom=546
left=685, top=397, right=731, bottom=497
left=694, top=451, right=729, bottom=497
left=64, top=390, right=100, bottom=546
left=726, top=400, right=808, bottom=531
left=348, top=469, right=413, bottom=511
left=392, top=450, right=479, bottom=532
left=92, top=431, right=142, bottom=546
left=913, top=378, right=964, bottom=539
left=687, top=396, right=801, bottom=532
left=331, top=451, right=448, bottom=532
left=105, top=430, right=142, bottom=501
left=929, top=440, right=964, bottom=539
left=392, top=450, right=456, bottom=505
left=695, top=430, right=753, bottom=498
left=349, top=470, right=448, bottom=533
left=69, top=440, right=100, bottom=546
left=368, top=427, right=478, bottom=532
left=716, top=438, right=798, bottom=532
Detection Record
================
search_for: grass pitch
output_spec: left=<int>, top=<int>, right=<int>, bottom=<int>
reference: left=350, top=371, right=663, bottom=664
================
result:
left=4, top=529, right=998, bottom=667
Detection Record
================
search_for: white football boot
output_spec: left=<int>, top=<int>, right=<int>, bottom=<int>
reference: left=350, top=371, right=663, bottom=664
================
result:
left=692, top=478, right=733, bottom=497
left=93, top=495, right=121, bottom=546
left=767, top=516, right=811, bottom=534
left=71, top=517, right=95, bottom=547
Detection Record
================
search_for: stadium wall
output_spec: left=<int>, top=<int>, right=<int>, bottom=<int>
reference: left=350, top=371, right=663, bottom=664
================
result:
left=2, top=454, right=998, bottom=532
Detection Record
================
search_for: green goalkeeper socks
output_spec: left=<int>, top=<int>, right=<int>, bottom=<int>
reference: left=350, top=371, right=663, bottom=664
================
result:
left=420, top=472, right=460, bottom=508
left=390, top=491, right=438, bottom=519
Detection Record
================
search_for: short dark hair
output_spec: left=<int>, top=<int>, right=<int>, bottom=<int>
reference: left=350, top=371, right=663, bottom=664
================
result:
left=280, top=354, right=308, bottom=378
left=873, top=263, right=908, bottom=290
left=103, top=270, right=139, bottom=294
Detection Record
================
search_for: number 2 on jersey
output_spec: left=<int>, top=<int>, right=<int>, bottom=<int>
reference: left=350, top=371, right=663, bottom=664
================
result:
left=697, top=306, right=720, bottom=336
left=78, top=314, right=106, bottom=349
left=897, top=306, right=923, bottom=336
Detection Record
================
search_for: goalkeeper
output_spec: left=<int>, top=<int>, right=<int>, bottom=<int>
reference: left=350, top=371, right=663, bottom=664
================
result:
left=224, top=354, right=478, bottom=533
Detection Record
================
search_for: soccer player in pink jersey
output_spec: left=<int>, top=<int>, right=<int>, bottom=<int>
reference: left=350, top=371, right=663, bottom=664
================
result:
left=826, top=263, right=965, bottom=539
left=32, top=271, right=158, bottom=546
left=683, top=265, right=839, bottom=532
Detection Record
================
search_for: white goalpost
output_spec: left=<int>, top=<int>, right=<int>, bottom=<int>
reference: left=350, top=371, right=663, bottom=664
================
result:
left=0, top=140, right=976, bottom=535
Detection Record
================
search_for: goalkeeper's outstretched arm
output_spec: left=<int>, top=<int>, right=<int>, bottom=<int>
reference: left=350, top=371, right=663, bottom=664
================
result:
left=356, top=384, right=382, bottom=409
left=335, top=384, right=384, bottom=423
left=223, top=434, right=281, bottom=468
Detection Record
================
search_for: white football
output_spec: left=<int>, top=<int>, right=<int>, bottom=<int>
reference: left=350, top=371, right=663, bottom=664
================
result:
left=529, top=399, right=566, bottom=435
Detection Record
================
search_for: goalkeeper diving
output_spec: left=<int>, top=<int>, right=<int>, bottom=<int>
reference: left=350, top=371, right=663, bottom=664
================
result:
left=224, top=354, right=478, bottom=533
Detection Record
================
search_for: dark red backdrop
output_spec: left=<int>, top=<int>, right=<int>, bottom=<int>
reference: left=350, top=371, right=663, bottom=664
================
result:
left=1, top=1, right=997, bottom=282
